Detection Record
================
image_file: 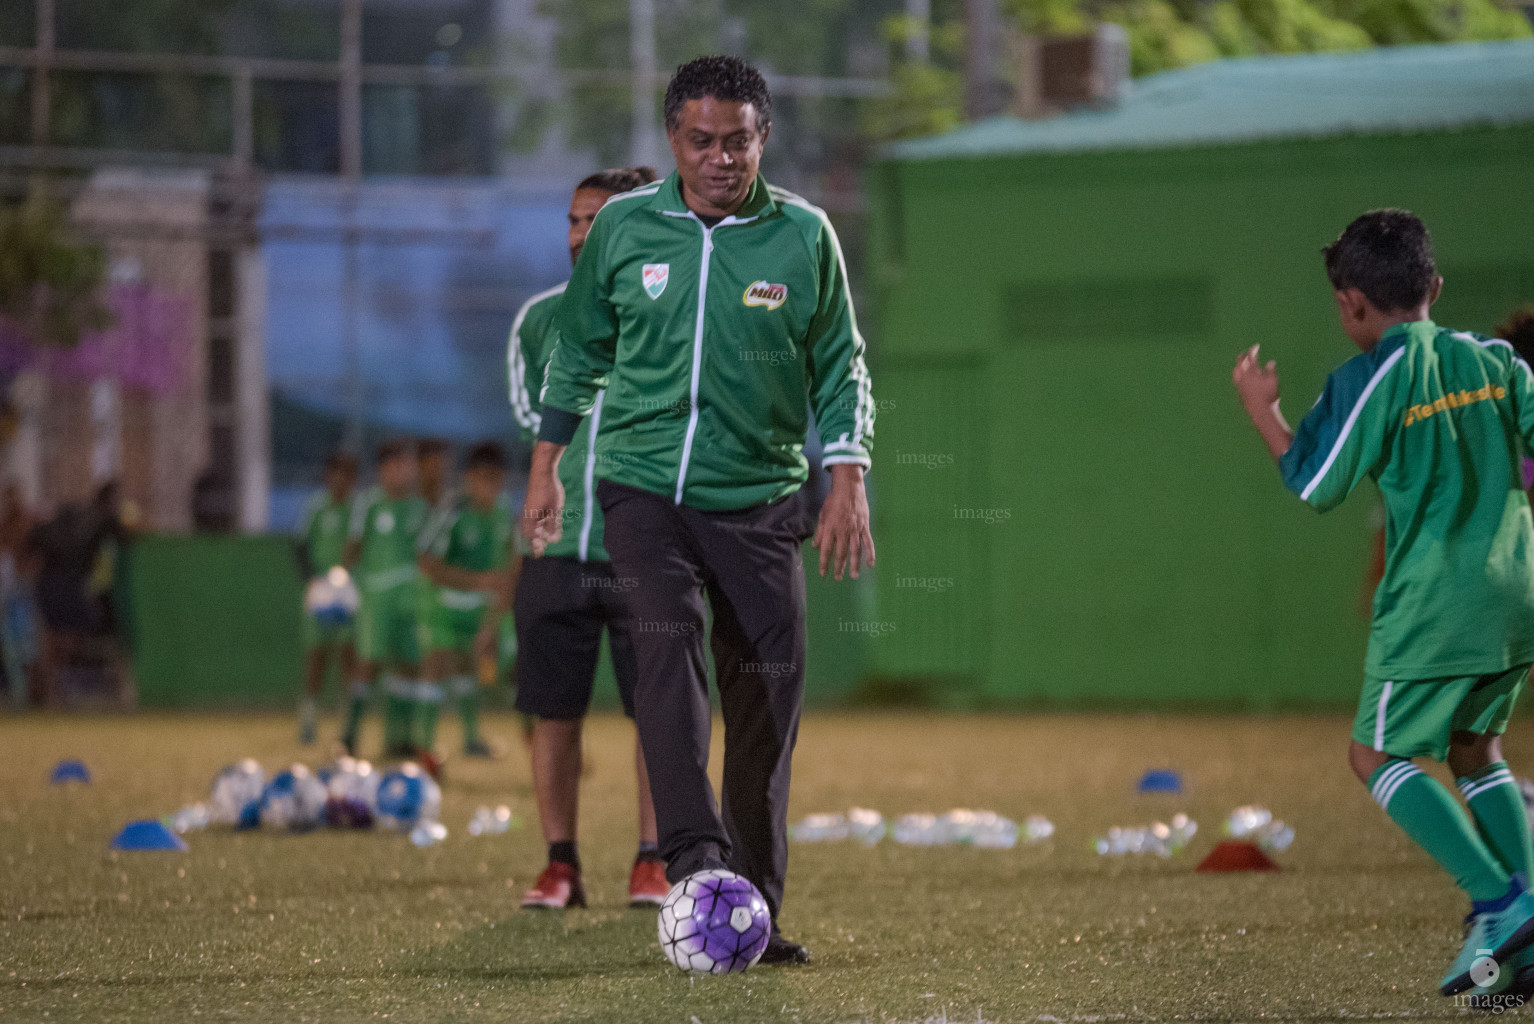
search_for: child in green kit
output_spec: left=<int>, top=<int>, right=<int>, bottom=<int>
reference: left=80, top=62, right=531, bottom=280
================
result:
left=343, top=439, right=428, bottom=758
left=416, top=441, right=516, bottom=758
left=1234, top=209, right=1534, bottom=1000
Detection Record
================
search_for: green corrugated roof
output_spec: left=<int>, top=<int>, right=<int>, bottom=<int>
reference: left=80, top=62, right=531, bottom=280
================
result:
left=886, top=38, right=1534, bottom=161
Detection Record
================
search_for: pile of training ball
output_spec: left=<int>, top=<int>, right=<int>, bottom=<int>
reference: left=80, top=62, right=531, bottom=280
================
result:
left=181, top=757, right=441, bottom=837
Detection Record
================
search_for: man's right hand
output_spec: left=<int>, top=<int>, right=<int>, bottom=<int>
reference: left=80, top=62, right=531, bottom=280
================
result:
left=520, top=441, right=567, bottom=556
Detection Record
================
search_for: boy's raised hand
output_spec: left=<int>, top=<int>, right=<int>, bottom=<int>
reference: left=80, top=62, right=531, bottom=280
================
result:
left=1233, top=344, right=1280, bottom=411
left=1233, top=344, right=1294, bottom=462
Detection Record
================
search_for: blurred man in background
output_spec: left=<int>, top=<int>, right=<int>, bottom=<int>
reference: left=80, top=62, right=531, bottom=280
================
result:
left=343, top=440, right=427, bottom=758
left=0, top=481, right=38, bottom=706
left=416, top=440, right=516, bottom=758
left=28, top=481, right=136, bottom=707
left=509, top=164, right=669, bottom=910
left=293, top=450, right=359, bottom=745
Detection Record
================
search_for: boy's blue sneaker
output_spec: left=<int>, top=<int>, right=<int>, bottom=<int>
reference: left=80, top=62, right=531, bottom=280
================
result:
left=1463, top=944, right=1534, bottom=1006
left=1442, top=890, right=1534, bottom=996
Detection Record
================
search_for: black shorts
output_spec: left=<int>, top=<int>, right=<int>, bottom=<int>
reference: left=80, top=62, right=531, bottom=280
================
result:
left=513, top=555, right=639, bottom=720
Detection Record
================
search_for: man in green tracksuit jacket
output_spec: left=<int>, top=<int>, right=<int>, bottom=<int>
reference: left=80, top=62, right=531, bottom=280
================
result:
left=522, top=56, right=875, bottom=965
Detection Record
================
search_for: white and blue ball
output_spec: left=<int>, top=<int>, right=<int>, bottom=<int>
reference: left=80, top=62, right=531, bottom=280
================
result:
left=209, top=758, right=266, bottom=829
left=258, top=764, right=328, bottom=832
left=304, top=567, right=361, bottom=627
left=375, top=763, right=441, bottom=831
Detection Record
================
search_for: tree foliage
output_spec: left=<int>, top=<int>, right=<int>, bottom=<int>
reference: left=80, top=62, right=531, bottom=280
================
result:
left=0, top=189, right=113, bottom=349
left=869, top=0, right=1530, bottom=138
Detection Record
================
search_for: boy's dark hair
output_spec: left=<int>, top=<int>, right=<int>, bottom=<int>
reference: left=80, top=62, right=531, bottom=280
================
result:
left=1322, top=209, right=1437, bottom=312
left=465, top=441, right=507, bottom=472
left=663, top=55, right=771, bottom=133
left=577, top=166, right=659, bottom=194
left=416, top=437, right=450, bottom=458
left=376, top=438, right=414, bottom=464
left=324, top=450, right=358, bottom=474
left=1498, top=307, right=1534, bottom=368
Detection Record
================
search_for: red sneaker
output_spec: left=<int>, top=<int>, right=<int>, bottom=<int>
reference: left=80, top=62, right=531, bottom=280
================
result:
left=628, top=858, right=670, bottom=907
left=414, top=749, right=443, bottom=782
left=521, top=861, right=586, bottom=909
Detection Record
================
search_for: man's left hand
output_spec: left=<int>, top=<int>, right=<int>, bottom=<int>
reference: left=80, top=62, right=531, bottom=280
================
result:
left=813, top=464, right=875, bottom=581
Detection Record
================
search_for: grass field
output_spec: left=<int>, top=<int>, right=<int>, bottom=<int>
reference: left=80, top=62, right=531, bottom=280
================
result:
left=1, top=709, right=1526, bottom=1023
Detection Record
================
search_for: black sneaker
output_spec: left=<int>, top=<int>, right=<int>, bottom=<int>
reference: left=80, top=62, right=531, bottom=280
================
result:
left=758, top=933, right=811, bottom=965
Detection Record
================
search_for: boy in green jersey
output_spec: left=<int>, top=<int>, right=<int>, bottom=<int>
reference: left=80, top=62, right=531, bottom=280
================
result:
left=293, top=450, right=359, bottom=745
left=416, top=441, right=517, bottom=758
left=408, top=438, right=456, bottom=763
left=1235, top=210, right=1534, bottom=999
left=342, top=439, right=429, bottom=758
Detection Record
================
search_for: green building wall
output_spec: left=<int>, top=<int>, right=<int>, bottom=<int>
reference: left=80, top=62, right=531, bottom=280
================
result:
left=866, top=125, right=1534, bottom=709
left=124, top=534, right=867, bottom=709
left=127, top=535, right=305, bottom=708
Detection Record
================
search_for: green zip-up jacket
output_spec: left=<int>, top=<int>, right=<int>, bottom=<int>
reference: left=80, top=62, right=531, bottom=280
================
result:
left=1279, top=321, right=1534, bottom=679
left=508, top=281, right=611, bottom=562
left=539, top=172, right=874, bottom=512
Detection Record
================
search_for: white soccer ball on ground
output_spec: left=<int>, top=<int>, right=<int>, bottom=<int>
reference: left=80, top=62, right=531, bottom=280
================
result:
left=258, top=764, right=328, bottom=832
left=209, top=758, right=266, bottom=828
left=374, top=762, right=442, bottom=831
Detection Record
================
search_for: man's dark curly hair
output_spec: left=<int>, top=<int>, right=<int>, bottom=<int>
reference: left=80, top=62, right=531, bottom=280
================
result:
left=663, top=55, right=771, bottom=133
left=1321, top=209, right=1437, bottom=313
left=576, top=166, right=658, bottom=195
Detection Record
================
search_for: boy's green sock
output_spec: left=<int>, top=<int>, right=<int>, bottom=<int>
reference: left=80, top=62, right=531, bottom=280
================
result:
left=1370, top=759, right=1510, bottom=902
left=415, top=681, right=444, bottom=752
left=1458, top=761, right=1534, bottom=882
left=382, top=675, right=416, bottom=754
left=452, top=675, right=480, bottom=749
left=341, top=680, right=370, bottom=752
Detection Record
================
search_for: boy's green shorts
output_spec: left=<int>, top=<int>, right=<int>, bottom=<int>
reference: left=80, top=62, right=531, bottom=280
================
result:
left=422, top=605, right=484, bottom=657
left=1352, top=664, right=1531, bottom=760
left=301, top=613, right=353, bottom=652
left=357, top=583, right=421, bottom=665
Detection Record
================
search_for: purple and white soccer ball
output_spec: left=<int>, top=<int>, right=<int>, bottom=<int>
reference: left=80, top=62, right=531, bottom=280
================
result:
left=323, top=757, right=379, bottom=828
left=656, top=869, right=772, bottom=974
left=258, top=764, right=328, bottom=832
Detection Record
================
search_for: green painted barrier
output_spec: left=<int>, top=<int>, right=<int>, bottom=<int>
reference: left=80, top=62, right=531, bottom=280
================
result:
left=124, top=534, right=868, bottom=710
left=127, top=534, right=304, bottom=709
left=868, top=125, right=1534, bottom=708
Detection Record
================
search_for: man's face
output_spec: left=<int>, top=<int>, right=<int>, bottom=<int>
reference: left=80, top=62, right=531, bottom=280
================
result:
left=568, top=188, right=612, bottom=266
left=667, top=97, right=768, bottom=217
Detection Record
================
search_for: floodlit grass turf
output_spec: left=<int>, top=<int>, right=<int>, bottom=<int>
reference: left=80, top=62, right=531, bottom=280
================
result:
left=1, top=710, right=1526, bottom=1023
